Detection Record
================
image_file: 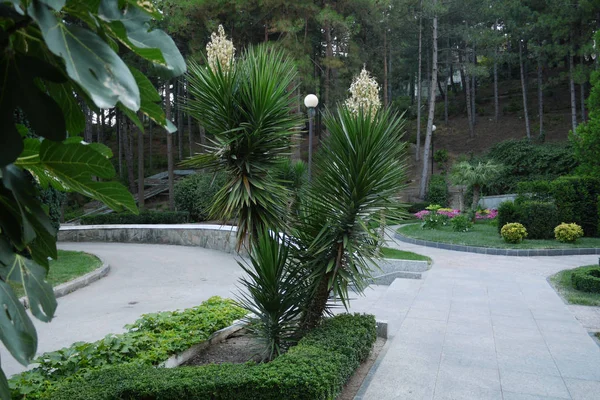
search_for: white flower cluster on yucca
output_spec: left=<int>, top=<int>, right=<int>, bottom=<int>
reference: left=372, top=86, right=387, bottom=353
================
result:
left=206, top=25, right=235, bottom=73
left=345, top=67, right=381, bottom=116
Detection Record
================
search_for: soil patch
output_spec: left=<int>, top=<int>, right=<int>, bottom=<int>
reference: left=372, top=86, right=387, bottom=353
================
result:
left=183, top=331, right=262, bottom=365
left=337, top=337, right=386, bottom=400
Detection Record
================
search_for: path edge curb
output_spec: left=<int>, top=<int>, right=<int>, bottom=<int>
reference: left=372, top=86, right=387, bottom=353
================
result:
left=19, top=255, right=110, bottom=309
left=394, top=231, right=600, bottom=257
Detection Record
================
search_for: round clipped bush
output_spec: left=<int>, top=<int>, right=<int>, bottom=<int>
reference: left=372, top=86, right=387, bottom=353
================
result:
left=554, top=223, right=584, bottom=243
left=500, top=222, right=528, bottom=244
left=571, top=267, right=600, bottom=293
left=451, top=215, right=472, bottom=232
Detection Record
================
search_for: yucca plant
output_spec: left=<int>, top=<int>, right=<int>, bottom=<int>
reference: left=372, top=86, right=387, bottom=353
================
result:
left=184, top=45, right=302, bottom=249
left=295, top=107, right=407, bottom=330
left=236, top=229, right=307, bottom=362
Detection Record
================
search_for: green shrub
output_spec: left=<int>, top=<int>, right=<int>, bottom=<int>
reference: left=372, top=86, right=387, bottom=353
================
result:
left=10, top=297, right=245, bottom=399
left=174, top=172, right=227, bottom=221
left=451, top=215, right=473, bottom=232
left=480, top=139, right=578, bottom=195
left=46, top=314, right=377, bottom=400
left=555, top=223, right=585, bottom=243
left=80, top=211, right=189, bottom=225
left=497, top=201, right=519, bottom=234
left=407, top=202, right=430, bottom=214
left=516, top=180, right=553, bottom=204
left=421, top=206, right=449, bottom=230
left=426, top=174, right=449, bottom=207
left=598, top=195, right=600, bottom=235
left=515, top=201, right=560, bottom=240
left=501, top=222, right=528, bottom=243
left=572, top=267, right=600, bottom=293
left=433, top=149, right=449, bottom=172
left=550, top=176, right=600, bottom=237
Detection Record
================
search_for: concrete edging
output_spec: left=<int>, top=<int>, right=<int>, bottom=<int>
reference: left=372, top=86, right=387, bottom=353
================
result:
left=394, top=231, right=600, bottom=257
left=20, top=256, right=110, bottom=308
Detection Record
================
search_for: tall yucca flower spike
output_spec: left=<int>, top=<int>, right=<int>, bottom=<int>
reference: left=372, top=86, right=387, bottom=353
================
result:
left=345, top=67, right=381, bottom=116
left=206, top=25, right=235, bottom=73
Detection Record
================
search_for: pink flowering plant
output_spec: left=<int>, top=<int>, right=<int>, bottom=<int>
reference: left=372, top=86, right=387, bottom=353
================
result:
left=415, top=205, right=497, bottom=229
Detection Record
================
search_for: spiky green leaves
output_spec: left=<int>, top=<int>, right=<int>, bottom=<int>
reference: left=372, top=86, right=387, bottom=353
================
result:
left=297, top=108, right=407, bottom=323
left=185, top=46, right=302, bottom=248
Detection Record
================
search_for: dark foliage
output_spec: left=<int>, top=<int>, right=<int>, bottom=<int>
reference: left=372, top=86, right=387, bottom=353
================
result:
left=572, top=267, right=600, bottom=293
left=174, top=173, right=227, bottom=221
left=80, top=211, right=189, bottom=225
left=426, top=174, right=449, bottom=207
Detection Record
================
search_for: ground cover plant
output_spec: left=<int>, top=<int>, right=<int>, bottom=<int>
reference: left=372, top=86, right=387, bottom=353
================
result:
left=397, top=222, right=600, bottom=249
left=9, top=297, right=245, bottom=399
left=9, top=251, right=101, bottom=298
left=551, top=266, right=600, bottom=306
left=46, top=313, right=377, bottom=400
left=379, top=247, right=431, bottom=262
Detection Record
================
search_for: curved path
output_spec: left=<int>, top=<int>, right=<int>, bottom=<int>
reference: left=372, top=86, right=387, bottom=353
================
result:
left=351, top=228, right=600, bottom=400
left=2, top=242, right=242, bottom=377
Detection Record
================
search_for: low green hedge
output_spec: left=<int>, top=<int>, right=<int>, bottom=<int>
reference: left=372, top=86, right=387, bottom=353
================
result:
left=497, top=200, right=559, bottom=239
left=426, top=174, right=449, bottom=207
left=80, top=211, right=189, bottom=225
left=10, top=297, right=245, bottom=399
left=572, top=267, right=600, bottom=293
left=46, top=313, right=377, bottom=400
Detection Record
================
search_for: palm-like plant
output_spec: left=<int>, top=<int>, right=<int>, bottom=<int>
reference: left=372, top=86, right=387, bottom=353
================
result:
left=295, top=107, right=407, bottom=330
left=184, top=46, right=302, bottom=248
left=236, top=229, right=307, bottom=362
left=450, top=160, right=503, bottom=211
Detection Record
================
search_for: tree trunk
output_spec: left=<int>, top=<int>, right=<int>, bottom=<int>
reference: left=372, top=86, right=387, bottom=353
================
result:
left=137, top=116, right=145, bottom=211
left=165, top=81, right=175, bottom=210
left=569, top=51, right=578, bottom=132
left=122, top=117, right=136, bottom=193
left=324, top=24, right=333, bottom=109
left=302, top=273, right=332, bottom=332
left=177, top=79, right=184, bottom=160
left=471, top=47, right=476, bottom=126
left=471, top=184, right=481, bottom=211
left=418, top=5, right=437, bottom=200
left=383, top=27, right=388, bottom=107
left=415, top=0, right=423, bottom=161
left=494, top=51, right=499, bottom=122
left=199, top=125, right=206, bottom=152
left=519, top=40, right=531, bottom=139
left=444, top=37, right=450, bottom=124
left=117, top=110, right=123, bottom=179
left=580, top=54, right=586, bottom=122
left=99, top=110, right=105, bottom=144
left=463, top=50, right=474, bottom=137
left=450, top=64, right=457, bottom=93
left=147, top=120, right=153, bottom=172
left=537, top=57, right=544, bottom=139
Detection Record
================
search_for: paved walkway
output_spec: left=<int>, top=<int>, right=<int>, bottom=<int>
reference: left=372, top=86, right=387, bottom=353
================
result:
left=351, top=230, right=600, bottom=400
left=2, top=242, right=243, bottom=377
left=3, top=237, right=600, bottom=400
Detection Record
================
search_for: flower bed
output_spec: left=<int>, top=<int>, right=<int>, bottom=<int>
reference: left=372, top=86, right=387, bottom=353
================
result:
left=45, top=314, right=377, bottom=400
left=414, top=208, right=497, bottom=220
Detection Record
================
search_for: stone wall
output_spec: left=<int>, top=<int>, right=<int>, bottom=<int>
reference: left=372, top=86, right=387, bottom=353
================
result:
left=58, top=224, right=241, bottom=254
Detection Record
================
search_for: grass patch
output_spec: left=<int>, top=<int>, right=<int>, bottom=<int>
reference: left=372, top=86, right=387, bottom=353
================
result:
left=550, top=266, right=600, bottom=306
left=397, top=222, right=600, bottom=249
left=10, top=250, right=102, bottom=298
left=380, top=247, right=431, bottom=263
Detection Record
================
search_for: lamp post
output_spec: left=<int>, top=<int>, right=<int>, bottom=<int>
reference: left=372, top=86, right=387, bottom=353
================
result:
left=304, top=94, right=319, bottom=181
left=430, top=124, right=437, bottom=175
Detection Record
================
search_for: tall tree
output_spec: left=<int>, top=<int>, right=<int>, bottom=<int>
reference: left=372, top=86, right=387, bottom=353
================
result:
left=165, top=81, right=175, bottom=210
left=519, top=40, right=531, bottom=139
left=419, top=0, right=438, bottom=199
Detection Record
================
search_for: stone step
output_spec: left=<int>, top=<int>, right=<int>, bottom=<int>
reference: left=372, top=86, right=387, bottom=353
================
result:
left=370, top=271, right=423, bottom=285
left=376, top=258, right=429, bottom=273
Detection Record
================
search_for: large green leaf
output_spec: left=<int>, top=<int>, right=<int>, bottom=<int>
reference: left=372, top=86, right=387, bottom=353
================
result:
left=37, top=141, right=137, bottom=213
left=6, top=256, right=57, bottom=323
left=98, top=0, right=185, bottom=78
left=0, top=281, right=37, bottom=366
left=45, top=82, right=86, bottom=136
left=129, top=67, right=177, bottom=133
left=28, top=1, right=140, bottom=110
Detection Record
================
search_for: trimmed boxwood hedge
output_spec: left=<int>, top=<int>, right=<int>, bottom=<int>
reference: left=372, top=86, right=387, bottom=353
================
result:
left=571, top=267, right=600, bottom=293
left=46, top=314, right=377, bottom=400
left=80, top=211, right=189, bottom=225
left=497, top=200, right=559, bottom=239
left=550, top=176, right=600, bottom=237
